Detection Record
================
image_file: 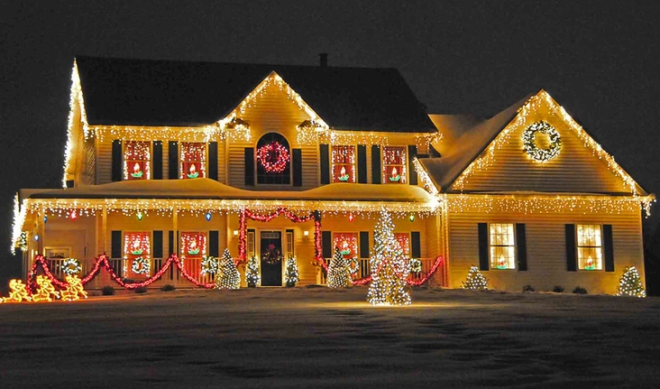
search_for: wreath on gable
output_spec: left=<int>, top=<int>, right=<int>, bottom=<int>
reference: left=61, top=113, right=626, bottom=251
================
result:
left=132, top=257, right=150, bottom=275
left=262, top=243, right=282, bottom=265
left=257, top=141, right=290, bottom=173
left=522, top=121, right=562, bottom=162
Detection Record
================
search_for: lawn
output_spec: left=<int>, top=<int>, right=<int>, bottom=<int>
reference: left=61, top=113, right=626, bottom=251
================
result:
left=1, top=287, right=659, bottom=388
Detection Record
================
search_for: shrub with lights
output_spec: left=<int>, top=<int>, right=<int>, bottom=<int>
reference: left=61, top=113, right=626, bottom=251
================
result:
left=285, top=256, right=299, bottom=287
left=327, top=247, right=351, bottom=288
left=215, top=249, right=240, bottom=290
left=462, top=266, right=488, bottom=290
left=616, top=266, right=646, bottom=298
left=246, top=255, right=260, bottom=287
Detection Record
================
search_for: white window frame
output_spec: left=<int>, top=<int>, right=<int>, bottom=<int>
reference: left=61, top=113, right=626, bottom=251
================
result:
left=576, top=224, right=603, bottom=271
left=489, top=223, right=516, bottom=270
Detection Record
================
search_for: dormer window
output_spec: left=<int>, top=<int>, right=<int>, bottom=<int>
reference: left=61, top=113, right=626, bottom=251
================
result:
left=181, top=143, right=206, bottom=179
left=382, top=146, right=407, bottom=184
left=256, top=133, right=291, bottom=185
left=332, top=146, right=356, bottom=183
left=124, top=141, right=151, bottom=180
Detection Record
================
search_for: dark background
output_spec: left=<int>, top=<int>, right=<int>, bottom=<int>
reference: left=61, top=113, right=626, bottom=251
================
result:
left=2, top=0, right=660, bottom=293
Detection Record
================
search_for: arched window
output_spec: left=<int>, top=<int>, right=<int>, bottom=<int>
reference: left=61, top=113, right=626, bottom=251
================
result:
left=256, top=133, right=291, bottom=185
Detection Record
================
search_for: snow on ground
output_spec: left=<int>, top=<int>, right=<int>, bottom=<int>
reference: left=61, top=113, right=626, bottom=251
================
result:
left=1, top=287, right=660, bottom=388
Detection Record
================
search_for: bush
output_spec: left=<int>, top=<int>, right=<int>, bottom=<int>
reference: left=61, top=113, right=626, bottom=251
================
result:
left=522, top=285, right=535, bottom=293
left=572, top=286, right=588, bottom=295
left=161, top=284, right=176, bottom=292
left=552, top=285, right=565, bottom=293
left=135, top=286, right=148, bottom=294
left=101, top=286, right=115, bottom=296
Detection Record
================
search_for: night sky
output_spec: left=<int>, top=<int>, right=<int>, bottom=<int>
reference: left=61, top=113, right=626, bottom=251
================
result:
left=1, top=1, right=660, bottom=280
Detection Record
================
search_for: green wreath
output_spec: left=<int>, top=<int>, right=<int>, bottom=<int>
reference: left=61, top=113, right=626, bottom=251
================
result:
left=522, top=121, right=561, bottom=162
left=62, top=258, right=82, bottom=276
left=131, top=257, right=150, bottom=275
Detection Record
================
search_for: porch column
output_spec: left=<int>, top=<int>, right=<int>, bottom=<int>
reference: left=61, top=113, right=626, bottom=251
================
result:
left=37, top=211, right=44, bottom=255
left=102, top=205, right=108, bottom=255
left=172, top=206, right=178, bottom=255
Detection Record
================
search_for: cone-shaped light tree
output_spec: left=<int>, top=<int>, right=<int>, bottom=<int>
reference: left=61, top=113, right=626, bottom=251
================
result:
left=616, top=266, right=646, bottom=298
left=462, top=266, right=488, bottom=290
left=328, top=247, right=352, bottom=288
left=367, top=209, right=411, bottom=305
left=246, top=255, right=260, bottom=287
left=285, top=256, right=299, bottom=287
left=216, top=249, right=240, bottom=289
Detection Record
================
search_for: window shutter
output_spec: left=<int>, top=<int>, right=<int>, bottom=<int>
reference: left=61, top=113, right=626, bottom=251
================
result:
left=153, top=231, right=163, bottom=258
left=153, top=141, right=163, bottom=179
left=111, top=230, right=122, bottom=258
left=208, top=142, right=218, bottom=181
left=359, top=231, right=369, bottom=258
left=320, top=144, right=330, bottom=185
left=168, top=231, right=174, bottom=256
left=111, top=140, right=122, bottom=182
left=357, top=145, right=367, bottom=184
left=322, top=231, right=332, bottom=258
left=371, top=145, right=381, bottom=184
left=168, top=141, right=178, bottom=179
left=516, top=223, right=527, bottom=271
left=65, top=180, right=74, bottom=188
left=603, top=224, right=614, bottom=272
left=411, top=231, right=421, bottom=258
left=565, top=224, right=577, bottom=272
left=209, top=230, right=219, bottom=257
left=408, top=145, right=418, bottom=185
left=478, top=223, right=489, bottom=271
left=244, top=148, right=255, bottom=186
left=292, top=148, right=302, bottom=187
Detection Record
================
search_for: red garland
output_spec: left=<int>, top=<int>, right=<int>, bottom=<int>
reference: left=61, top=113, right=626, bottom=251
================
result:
left=257, top=141, right=290, bottom=173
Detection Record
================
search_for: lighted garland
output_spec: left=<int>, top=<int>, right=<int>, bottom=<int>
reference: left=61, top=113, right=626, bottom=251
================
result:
left=257, top=141, right=290, bottom=173
left=62, top=258, right=82, bottom=276
left=131, top=257, right=150, bottom=275
left=522, top=121, right=561, bottom=162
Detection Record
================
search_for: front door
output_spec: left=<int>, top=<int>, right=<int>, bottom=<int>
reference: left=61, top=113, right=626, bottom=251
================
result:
left=260, top=231, right=283, bottom=286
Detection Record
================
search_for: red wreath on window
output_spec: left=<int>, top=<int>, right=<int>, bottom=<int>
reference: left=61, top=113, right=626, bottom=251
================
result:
left=257, top=141, right=290, bottom=173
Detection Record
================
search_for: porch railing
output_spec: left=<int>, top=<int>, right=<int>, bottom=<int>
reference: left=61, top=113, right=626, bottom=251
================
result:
left=318, top=257, right=442, bottom=286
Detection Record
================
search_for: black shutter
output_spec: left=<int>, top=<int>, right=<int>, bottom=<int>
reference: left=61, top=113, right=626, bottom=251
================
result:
left=111, top=230, right=122, bottom=258
left=411, top=231, right=421, bottom=258
left=320, top=144, right=330, bottom=185
left=322, top=231, right=332, bottom=258
left=209, top=230, right=219, bottom=257
left=153, top=141, right=163, bottom=179
left=168, top=231, right=174, bottom=256
left=478, top=223, right=489, bottom=271
left=408, top=145, right=418, bottom=185
left=65, top=180, right=74, bottom=188
left=208, top=142, right=218, bottom=181
left=168, top=141, right=178, bottom=179
left=153, top=231, right=163, bottom=258
left=565, top=224, right=577, bottom=272
left=371, top=145, right=381, bottom=184
left=359, top=231, right=369, bottom=258
left=357, top=145, right=367, bottom=184
left=244, top=148, right=255, bottom=186
left=292, top=148, right=302, bottom=187
left=516, top=224, right=527, bottom=271
left=111, top=140, right=122, bottom=182
left=603, top=224, right=614, bottom=272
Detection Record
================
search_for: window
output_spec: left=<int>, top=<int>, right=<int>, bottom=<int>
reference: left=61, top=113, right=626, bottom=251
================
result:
left=256, top=133, right=291, bottom=185
left=124, top=232, right=151, bottom=276
left=124, top=141, right=151, bottom=180
left=382, top=146, right=407, bottom=184
left=489, top=223, right=515, bottom=270
left=180, top=231, right=207, bottom=278
left=334, top=233, right=358, bottom=259
left=577, top=224, right=602, bottom=270
left=394, top=233, right=410, bottom=257
left=180, top=143, right=206, bottom=179
left=332, top=146, right=356, bottom=183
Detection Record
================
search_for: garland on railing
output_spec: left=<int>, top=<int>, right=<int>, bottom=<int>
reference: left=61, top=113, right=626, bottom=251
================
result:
left=27, top=254, right=215, bottom=291
left=351, top=255, right=444, bottom=286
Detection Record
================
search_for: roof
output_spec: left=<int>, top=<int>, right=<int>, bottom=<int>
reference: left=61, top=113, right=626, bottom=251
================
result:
left=22, top=178, right=434, bottom=203
left=75, top=56, right=437, bottom=133
left=420, top=93, right=533, bottom=191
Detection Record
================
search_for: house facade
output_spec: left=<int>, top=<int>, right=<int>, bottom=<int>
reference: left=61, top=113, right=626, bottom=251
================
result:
left=11, top=56, right=653, bottom=294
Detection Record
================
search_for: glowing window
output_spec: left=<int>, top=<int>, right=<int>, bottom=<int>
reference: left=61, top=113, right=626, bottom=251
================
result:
left=180, top=232, right=207, bottom=259
left=394, top=233, right=410, bottom=257
left=124, top=141, right=151, bottom=180
left=124, top=232, right=151, bottom=276
left=382, top=147, right=407, bottom=184
left=334, top=233, right=358, bottom=259
left=489, top=224, right=515, bottom=270
left=577, top=224, right=602, bottom=270
left=332, top=146, right=356, bottom=183
left=180, top=143, right=206, bottom=179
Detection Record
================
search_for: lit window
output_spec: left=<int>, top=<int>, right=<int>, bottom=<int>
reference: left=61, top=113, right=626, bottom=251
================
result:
left=124, top=232, right=151, bottom=276
left=382, top=147, right=407, bottom=184
left=577, top=224, right=602, bottom=270
left=332, top=146, right=356, bottom=183
left=180, top=231, right=207, bottom=279
left=124, top=141, right=151, bottom=180
left=394, top=233, right=410, bottom=257
left=489, top=223, right=515, bottom=270
left=334, top=233, right=358, bottom=259
left=180, top=143, right=206, bottom=179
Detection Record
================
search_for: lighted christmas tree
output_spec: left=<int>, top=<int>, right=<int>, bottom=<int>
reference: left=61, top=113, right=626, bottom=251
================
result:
left=367, top=209, right=411, bottom=305
left=246, top=255, right=260, bottom=287
left=327, top=247, right=351, bottom=288
left=215, top=249, right=240, bottom=289
left=462, top=266, right=488, bottom=290
left=285, top=256, right=299, bottom=287
left=616, top=266, right=646, bottom=298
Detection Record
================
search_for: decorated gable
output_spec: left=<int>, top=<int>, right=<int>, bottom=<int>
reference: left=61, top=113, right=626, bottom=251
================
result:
left=450, top=91, right=645, bottom=195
